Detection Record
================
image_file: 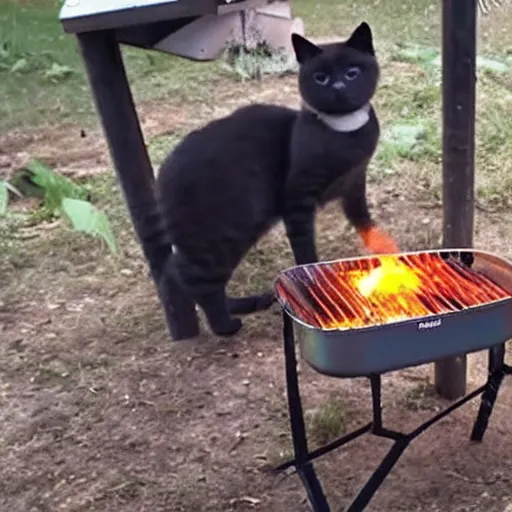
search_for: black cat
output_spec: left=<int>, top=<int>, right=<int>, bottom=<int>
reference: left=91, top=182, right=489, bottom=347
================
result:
left=154, top=22, right=398, bottom=337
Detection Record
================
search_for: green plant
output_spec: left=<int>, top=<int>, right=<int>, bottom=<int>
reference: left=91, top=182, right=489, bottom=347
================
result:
left=15, top=160, right=88, bottom=213
left=8, top=160, right=118, bottom=254
left=222, top=40, right=297, bottom=81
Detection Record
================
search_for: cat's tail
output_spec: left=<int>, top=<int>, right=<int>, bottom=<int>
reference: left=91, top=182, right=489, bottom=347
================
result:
left=137, top=203, right=201, bottom=340
left=133, top=198, right=173, bottom=281
left=227, top=293, right=276, bottom=315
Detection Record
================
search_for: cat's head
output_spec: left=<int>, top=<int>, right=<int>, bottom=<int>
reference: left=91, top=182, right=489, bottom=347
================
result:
left=292, top=22, right=379, bottom=115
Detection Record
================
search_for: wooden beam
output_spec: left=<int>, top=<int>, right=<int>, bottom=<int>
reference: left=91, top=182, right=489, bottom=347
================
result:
left=435, top=0, right=477, bottom=399
left=78, top=30, right=200, bottom=341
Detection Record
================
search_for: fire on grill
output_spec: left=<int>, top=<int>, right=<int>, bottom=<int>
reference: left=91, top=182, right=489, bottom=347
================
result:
left=276, top=251, right=509, bottom=330
left=274, top=250, right=512, bottom=377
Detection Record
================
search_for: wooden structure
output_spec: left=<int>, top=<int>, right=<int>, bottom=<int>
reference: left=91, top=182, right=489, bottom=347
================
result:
left=437, top=0, right=477, bottom=399
left=59, top=0, right=479, bottom=400
left=59, top=0, right=303, bottom=60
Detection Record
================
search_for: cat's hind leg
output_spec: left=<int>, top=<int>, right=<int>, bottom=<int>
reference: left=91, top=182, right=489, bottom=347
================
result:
left=168, top=250, right=242, bottom=337
left=195, top=290, right=243, bottom=336
left=227, top=293, right=276, bottom=315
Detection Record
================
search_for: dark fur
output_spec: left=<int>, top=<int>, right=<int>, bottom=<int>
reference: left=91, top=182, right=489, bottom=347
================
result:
left=155, top=22, right=381, bottom=336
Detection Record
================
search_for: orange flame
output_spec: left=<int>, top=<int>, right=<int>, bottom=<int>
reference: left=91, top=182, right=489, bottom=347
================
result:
left=276, top=253, right=510, bottom=330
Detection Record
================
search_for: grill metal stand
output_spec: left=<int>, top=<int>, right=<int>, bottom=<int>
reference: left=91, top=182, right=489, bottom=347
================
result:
left=275, top=312, right=511, bottom=512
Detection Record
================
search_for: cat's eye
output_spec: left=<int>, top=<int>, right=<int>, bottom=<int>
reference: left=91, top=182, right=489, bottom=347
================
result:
left=345, top=67, right=361, bottom=81
left=313, top=72, right=330, bottom=86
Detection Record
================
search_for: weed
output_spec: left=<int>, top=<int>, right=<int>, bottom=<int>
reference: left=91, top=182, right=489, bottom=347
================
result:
left=222, top=40, right=297, bottom=81
left=403, top=380, right=438, bottom=412
left=307, top=398, right=347, bottom=447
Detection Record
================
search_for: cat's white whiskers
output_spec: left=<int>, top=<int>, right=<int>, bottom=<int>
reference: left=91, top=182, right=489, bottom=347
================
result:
left=302, top=102, right=371, bottom=132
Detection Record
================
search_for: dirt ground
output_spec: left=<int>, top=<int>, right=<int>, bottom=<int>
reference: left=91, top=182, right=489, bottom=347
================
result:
left=2, top=74, right=512, bottom=512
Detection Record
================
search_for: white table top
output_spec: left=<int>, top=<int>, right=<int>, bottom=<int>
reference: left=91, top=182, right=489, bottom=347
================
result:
left=59, top=0, right=217, bottom=33
left=59, top=0, right=177, bottom=19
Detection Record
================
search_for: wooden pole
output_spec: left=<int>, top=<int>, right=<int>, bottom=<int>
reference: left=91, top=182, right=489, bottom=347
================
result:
left=435, top=0, right=477, bottom=399
left=77, top=30, right=200, bottom=341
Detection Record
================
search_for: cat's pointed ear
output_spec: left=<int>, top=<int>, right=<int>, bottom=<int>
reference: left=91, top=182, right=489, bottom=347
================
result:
left=345, top=22, right=374, bottom=55
left=291, top=33, right=322, bottom=64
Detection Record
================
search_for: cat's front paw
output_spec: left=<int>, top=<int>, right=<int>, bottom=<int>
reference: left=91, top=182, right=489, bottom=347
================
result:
left=211, top=317, right=243, bottom=337
left=359, top=226, right=399, bottom=254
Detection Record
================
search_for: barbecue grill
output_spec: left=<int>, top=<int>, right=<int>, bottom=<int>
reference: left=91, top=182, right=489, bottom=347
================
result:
left=273, top=249, right=512, bottom=511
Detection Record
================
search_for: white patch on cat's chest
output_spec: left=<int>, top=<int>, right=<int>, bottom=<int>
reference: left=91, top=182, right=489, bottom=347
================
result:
left=302, top=102, right=371, bottom=132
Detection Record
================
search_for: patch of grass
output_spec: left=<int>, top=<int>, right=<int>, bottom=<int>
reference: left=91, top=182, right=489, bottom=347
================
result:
left=0, top=1, right=90, bottom=131
left=476, top=101, right=512, bottom=210
left=371, top=34, right=512, bottom=211
left=307, top=398, right=347, bottom=447
left=293, top=0, right=440, bottom=46
left=0, top=1, right=222, bottom=133
left=375, top=120, right=441, bottom=171
left=0, top=0, right=446, bottom=135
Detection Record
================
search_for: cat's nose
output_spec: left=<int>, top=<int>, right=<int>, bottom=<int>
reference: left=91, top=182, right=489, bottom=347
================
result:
left=332, top=81, right=346, bottom=90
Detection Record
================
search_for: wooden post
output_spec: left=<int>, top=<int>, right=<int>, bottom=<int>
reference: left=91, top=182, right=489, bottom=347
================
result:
left=435, top=0, right=477, bottom=399
left=77, top=30, right=200, bottom=341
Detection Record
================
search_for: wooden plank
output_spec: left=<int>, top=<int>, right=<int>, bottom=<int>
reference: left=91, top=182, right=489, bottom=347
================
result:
left=77, top=30, right=200, bottom=340
left=435, top=0, right=477, bottom=400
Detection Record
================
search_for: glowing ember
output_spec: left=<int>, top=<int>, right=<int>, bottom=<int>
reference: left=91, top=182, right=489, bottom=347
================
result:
left=275, top=252, right=511, bottom=330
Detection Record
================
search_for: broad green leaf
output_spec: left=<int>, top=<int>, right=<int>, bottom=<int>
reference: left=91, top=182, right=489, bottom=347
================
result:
left=22, top=160, right=88, bottom=213
left=0, top=181, right=8, bottom=215
left=61, top=198, right=119, bottom=255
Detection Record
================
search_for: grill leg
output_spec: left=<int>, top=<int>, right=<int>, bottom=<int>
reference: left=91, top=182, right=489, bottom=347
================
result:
left=345, top=438, right=409, bottom=512
left=470, top=344, right=506, bottom=442
left=282, top=312, right=330, bottom=511
left=370, top=375, right=383, bottom=430
left=77, top=30, right=199, bottom=341
left=343, top=375, right=409, bottom=511
left=370, top=374, right=403, bottom=441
